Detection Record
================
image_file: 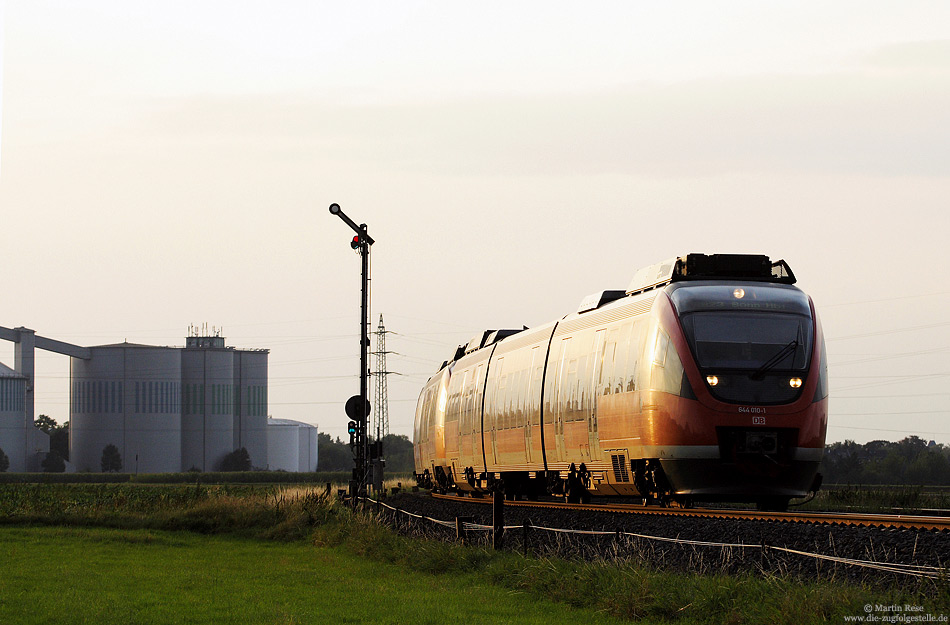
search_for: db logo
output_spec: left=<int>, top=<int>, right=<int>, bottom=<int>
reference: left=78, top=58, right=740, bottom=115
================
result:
left=752, top=416, right=766, bottom=425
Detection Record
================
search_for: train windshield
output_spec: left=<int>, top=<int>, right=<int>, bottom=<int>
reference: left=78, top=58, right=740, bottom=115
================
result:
left=671, top=283, right=813, bottom=372
left=679, top=312, right=812, bottom=371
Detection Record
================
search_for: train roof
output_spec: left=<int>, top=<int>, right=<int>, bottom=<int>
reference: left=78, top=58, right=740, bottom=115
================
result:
left=626, top=253, right=795, bottom=295
left=438, top=253, right=797, bottom=371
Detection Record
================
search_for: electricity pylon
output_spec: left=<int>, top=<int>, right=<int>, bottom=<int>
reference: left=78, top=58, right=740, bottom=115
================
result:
left=373, top=314, right=392, bottom=441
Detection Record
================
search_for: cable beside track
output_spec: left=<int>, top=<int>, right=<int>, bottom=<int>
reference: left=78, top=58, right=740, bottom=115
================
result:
left=432, top=493, right=950, bottom=531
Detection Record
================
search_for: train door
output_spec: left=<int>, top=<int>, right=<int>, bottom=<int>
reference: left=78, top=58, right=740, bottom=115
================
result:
left=553, top=337, right=571, bottom=464
left=414, top=386, right=432, bottom=470
left=589, top=329, right=606, bottom=462
left=445, top=369, right=467, bottom=483
left=524, top=346, right=541, bottom=464
left=458, top=366, right=474, bottom=472
left=488, top=357, right=504, bottom=471
left=434, top=368, right=450, bottom=463
left=472, top=363, right=487, bottom=474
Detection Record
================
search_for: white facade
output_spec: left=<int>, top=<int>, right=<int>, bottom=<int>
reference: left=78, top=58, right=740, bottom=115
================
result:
left=234, top=350, right=268, bottom=469
left=68, top=336, right=271, bottom=473
left=70, top=344, right=183, bottom=473
left=0, top=362, right=27, bottom=471
left=267, top=418, right=318, bottom=472
left=181, top=346, right=234, bottom=471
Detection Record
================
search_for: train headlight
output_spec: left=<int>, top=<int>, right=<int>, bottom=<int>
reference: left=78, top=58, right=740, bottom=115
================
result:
left=789, top=377, right=802, bottom=388
left=733, top=288, right=745, bottom=299
left=706, top=375, right=720, bottom=386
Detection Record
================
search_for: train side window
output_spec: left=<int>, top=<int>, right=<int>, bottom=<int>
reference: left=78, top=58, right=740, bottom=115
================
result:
left=446, top=379, right=459, bottom=424
left=614, top=323, right=632, bottom=393
left=489, top=357, right=504, bottom=430
left=651, top=327, right=685, bottom=396
left=427, top=388, right=435, bottom=434
left=509, top=370, right=518, bottom=429
left=548, top=337, right=570, bottom=424
left=512, top=369, right=522, bottom=428
left=419, top=388, right=431, bottom=442
left=628, top=321, right=644, bottom=392
left=576, top=354, right=588, bottom=418
left=653, top=327, right=669, bottom=367
left=814, top=339, right=829, bottom=401
left=505, top=372, right=514, bottom=429
left=473, top=363, right=484, bottom=434
left=565, top=358, right=579, bottom=420
left=603, top=329, right=619, bottom=395
left=516, top=368, right=527, bottom=428
left=510, top=370, right=518, bottom=430
left=530, top=363, right=543, bottom=426
left=463, top=369, right=470, bottom=433
left=495, top=373, right=504, bottom=429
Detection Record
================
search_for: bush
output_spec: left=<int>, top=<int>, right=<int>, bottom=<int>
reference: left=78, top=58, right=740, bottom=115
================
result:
left=41, top=452, right=66, bottom=473
left=101, top=444, right=122, bottom=472
left=220, top=449, right=252, bottom=472
left=0, top=470, right=408, bottom=485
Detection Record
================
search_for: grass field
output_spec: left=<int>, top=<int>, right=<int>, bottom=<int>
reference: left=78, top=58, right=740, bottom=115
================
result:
left=0, top=525, right=627, bottom=625
left=0, top=483, right=947, bottom=624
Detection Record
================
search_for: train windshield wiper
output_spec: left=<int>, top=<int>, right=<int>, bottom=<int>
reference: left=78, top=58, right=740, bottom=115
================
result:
left=750, top=339, right=798, bottom=380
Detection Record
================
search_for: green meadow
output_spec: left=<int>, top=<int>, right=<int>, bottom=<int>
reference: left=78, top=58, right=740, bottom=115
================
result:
left=0, top=483, right=946, bottom=625
left=0, top=526, right=624, bottom=625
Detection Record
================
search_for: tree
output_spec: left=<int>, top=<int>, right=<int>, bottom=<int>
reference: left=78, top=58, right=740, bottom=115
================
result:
left=0, top=447, right=8, bottom=473
left=381, top=434, right=415, bottom=473
left=33, top=415, right=70, bottom=461
left=50, top=422, right=69, bottom=461
left=101, top=444, right=122, bottom=472
left=220, top=448, right=251, bottom=472
left=821, top=437, right=950, bottom=485
left=317, top=433, right=352, bottom=471
left=34, top=414, right=58, bottom=434
left=42, top=451, right=66, bottom=473
left=315, top=432, right=415, bottom=473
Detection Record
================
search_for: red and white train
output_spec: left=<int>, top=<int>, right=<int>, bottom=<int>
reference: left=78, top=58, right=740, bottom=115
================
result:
left=413, top=254, right=828, bottom=510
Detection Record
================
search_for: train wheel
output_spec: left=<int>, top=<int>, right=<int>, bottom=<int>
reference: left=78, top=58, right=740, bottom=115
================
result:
left=565, top=482, right=581, bottom=503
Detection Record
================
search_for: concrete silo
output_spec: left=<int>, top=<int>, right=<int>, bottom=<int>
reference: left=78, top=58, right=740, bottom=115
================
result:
left=181, top=334, right=235, bottom=471
left=267, top=418, right=318, bottom=472
left=298, top=422, right=318, bottom=472
left=0, top=361, right=27, bottom=472
left=233, top=349, right=268, bottom=469
left=70, top=344, right=182, bottom=473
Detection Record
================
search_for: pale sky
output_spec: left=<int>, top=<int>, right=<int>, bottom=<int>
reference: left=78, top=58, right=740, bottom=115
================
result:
left=1, top=1, right=949, bottom=445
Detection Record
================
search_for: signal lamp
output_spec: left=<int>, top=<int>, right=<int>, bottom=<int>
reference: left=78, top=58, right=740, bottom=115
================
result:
left=350, top=235, right=361, bottom=249
left=789, top=377, right=803, bottom=388
left=733, top=288, right=745, bottom=299
left=347, top=421, right=357, bottom=435
left=706, top=375, right=719, bottom=386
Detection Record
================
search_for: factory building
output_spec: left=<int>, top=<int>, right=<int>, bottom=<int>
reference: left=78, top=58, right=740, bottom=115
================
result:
left=266, top=418, right=318, bottom=472
left=70, top=344, right=183, bottom=474
left=0, top=327, right=77, bottom=472
left=0, top=324, right=288, bottom=473
left=233, top=348, right=269, bottom=470
left=0, top=361, right=30, bottom=471
left=181, top=336, right=233, bottom=471
left=69, top=332, right=270, bottom=473
left=178, top=334, right=269, bottom=471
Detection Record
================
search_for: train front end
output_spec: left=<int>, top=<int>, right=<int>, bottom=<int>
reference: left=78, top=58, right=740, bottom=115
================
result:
left=643, top=255, right=828, bottom=509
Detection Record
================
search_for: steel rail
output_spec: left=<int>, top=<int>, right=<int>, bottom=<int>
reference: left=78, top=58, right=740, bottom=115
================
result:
left=431, top=493, right=950, bottom=531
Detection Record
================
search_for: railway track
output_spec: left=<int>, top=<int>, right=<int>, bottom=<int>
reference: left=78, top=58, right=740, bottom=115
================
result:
left=432, top=493, right=950, bottom=531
